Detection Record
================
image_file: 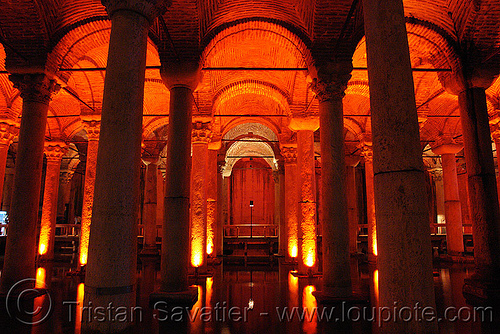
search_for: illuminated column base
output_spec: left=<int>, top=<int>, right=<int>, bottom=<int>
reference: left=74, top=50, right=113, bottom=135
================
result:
left=0, top=74, right=58, bottom=295
left=78, top=117, right=100, bottom=266
left=289, top=125, right=318, bottom=275
left=282, top=145, right=298, bottom=262
left=361, top=139, right=378, bottom=262
left=38, top=142, right=67, bottom=261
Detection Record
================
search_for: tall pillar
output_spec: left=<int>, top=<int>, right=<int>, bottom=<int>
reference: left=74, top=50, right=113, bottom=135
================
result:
left=360, top=140, right=378, bottom=260
left=490, top=124, right=500, bottom=218
left=83, top=1, right=168, bottom=333
left=57, top=170, right=74, bottom=223
left=282, top=146, right=298, bottom=260
left=289, top=119, right=319, bottom=274
left=432, top=140, right=464, bottom=255
left=190, top=122, right=211, bottom=269
left=156, top=166, right=164, bottom=242
left=310, top=62, right=352, bottom=297
left=141, top=156, right=159, bottom=255
left=0, top=73, right=59, bottom=294
left=157, top=60, right=200, bottom=296
left=346, top=156, right=361, bottom=255
left=216, top=157, right=226, bottom=257
left=207, top=143, right=219, bottom=257
left=0, top=120, right=18, bottom=207
left=38, top=141, right=68, bottom=261
left=78, top=117, right=100, bottom=266
left=459, top=87, right=500, bottom=302
left=362, top=0, right=437, bottom=331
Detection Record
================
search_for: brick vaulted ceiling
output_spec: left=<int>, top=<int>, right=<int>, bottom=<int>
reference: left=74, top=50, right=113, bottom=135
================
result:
left=0, top=0, right=499, bottom=152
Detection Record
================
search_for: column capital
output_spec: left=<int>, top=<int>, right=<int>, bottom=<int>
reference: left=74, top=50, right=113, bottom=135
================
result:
left=82, top=117, right=101, bottom=141
left=288, top=117, right=319, bottom=132
left=101, top=0, right=171, bottom=24
left=281, top=146, right=297, bottom=164
left=0, top=120, right=19, bottom=146
left=60, top=170, right=75, bottom=184
left=142, top=155, right=160, bottom=165
left=431, top=135, right=463, bottom=155
left=9, top=73, right=60, bottom=105
left=308, top=61, right=352, bottom=103
left=161, top=61, right=202, bottom=91
left=192, top=122, right=212, bottom=144
left=44, top=141, right=68, bottom=162
left=359, top=133, right=373, bottom=163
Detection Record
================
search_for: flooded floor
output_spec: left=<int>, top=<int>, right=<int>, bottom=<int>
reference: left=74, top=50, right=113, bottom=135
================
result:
left=0, top=259, right=496, bottom=333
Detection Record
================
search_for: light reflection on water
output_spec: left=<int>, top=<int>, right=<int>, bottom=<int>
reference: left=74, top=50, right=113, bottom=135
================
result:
left=1, top=262, right=490, bottom=334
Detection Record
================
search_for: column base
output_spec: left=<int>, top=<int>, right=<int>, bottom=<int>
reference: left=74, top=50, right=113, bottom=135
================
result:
left=139, top=247, right=159, bottom=257
left=281, top=257, right=298, bottom=265
left=367, top=253, right=378, bottom=264
left=312, top=290, right=369, bottom=305
left=290, top=269, right=322, bottom=279
left=149, top=286, right=198, bottom=309
left=188, top=266, right=213, bottom=278
left=463, top=277, right=500, bottom=306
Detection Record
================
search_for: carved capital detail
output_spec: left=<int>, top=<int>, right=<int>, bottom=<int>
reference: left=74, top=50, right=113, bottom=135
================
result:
left=44, top=141, right=68, bottom=162
left=60, top=170, right=75, bottom=184
left=101, top=0, right=171, bottom=23
left=9, top=74, right=60, bottom=105
left=281, top=146, right=297, bottom=164
left=192, top=122, right=212, bottom=144
left=0, top=120, right=19, bottom=146
left=309, top=62, right=352, bottom=103
left=82, top=119, right=101, bottom=141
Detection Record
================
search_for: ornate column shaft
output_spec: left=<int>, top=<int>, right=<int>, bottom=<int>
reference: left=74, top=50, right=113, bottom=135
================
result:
left=360, top=140, right=377, bottom=260
left=83, top=2, right=169, bottom=332
left=78, top=118, right=100, bottom=266
left=0, top=73, right=59, bottom=294
left=141, top=156, right=159, bottom=255
left=0, top=121, right=18, bottom=207
left=38, top=141, right=68, bottom=261
left=362, top=0, right=437, bottom=331
left=190, top=122, right=211, bottom=269
left=310, top=61, right=352, bottom=297
left=207, top=142, right=220, bottom=257
left=282, top=146, right=299, bottom=260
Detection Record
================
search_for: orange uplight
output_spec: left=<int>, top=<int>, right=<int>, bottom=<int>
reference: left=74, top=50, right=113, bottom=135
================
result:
left=289, top=244, right=298, bottom=258
left=38, top=242, right=47, bottom=256
left=206, top=277, right=213, bottom=306
left=288, top=271, right=299, bottom=308
left=373, top=236, right=378, bottom=256
left=35, top=267, right=46, bottom=288
left=75, top=283, right=84, bottom=334
left=191, top=215, right=205, bottom=267
left=207, top=240, right=214, bottom=255
left=301, top=202, right=316, bottom=268
left=191, top=250, right=203, bottom=267
left=207, top=200, right=216, bottom=255
left=80, top=252, right=88, bottom=266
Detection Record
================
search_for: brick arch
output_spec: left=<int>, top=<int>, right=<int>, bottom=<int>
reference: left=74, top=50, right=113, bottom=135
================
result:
left=345, top=80, right=370, bottom=99
left=214, top=80, right=290, bottom=116
left=48, top=19, right=111, bottom=81
left=221, top=117, right=281, bottom=140
left=202, top=20, right=313, bottom=69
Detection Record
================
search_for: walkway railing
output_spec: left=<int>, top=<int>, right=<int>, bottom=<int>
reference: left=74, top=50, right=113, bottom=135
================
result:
left=224, top=224, right=278, bottom=238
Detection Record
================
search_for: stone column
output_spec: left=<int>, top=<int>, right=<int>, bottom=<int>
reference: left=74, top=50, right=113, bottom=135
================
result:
left=432, top=141, right=464, bottom=255
left=216, top=157, right=226, bottom=257
left=360, top=140, right=378, bottom=260
left=190, top=122, right=211, bottom=270
left=57, top=170, right=74, bottom=223
left=0, top=120, right=18, bottom=207
left=310, top=62, right=352, bottom=297
left=141, top=156, right=159, bottom=255
left=282, top=146, right=298, bottom=260
left=156, top=166, right=164, bottom=242
left=78, top=118, right=100, bottom=266
left=207, top=142, right=220, bottom=257
left=289, top=118, right=319, bottom=274
left=83, top=1, right=168, bottom=333
left=156, top=61, right=200, bottom=296
left=346, top=156, right=361, bottom=255
left=0, top=73, right=59, bottom=294
left=362, top=0, right=437, bottom=331
left=459, top=87, right=500, bottom=302
left=38, top=141, right=68, bottom=261
left=490, top=125, right=500, bottom=217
